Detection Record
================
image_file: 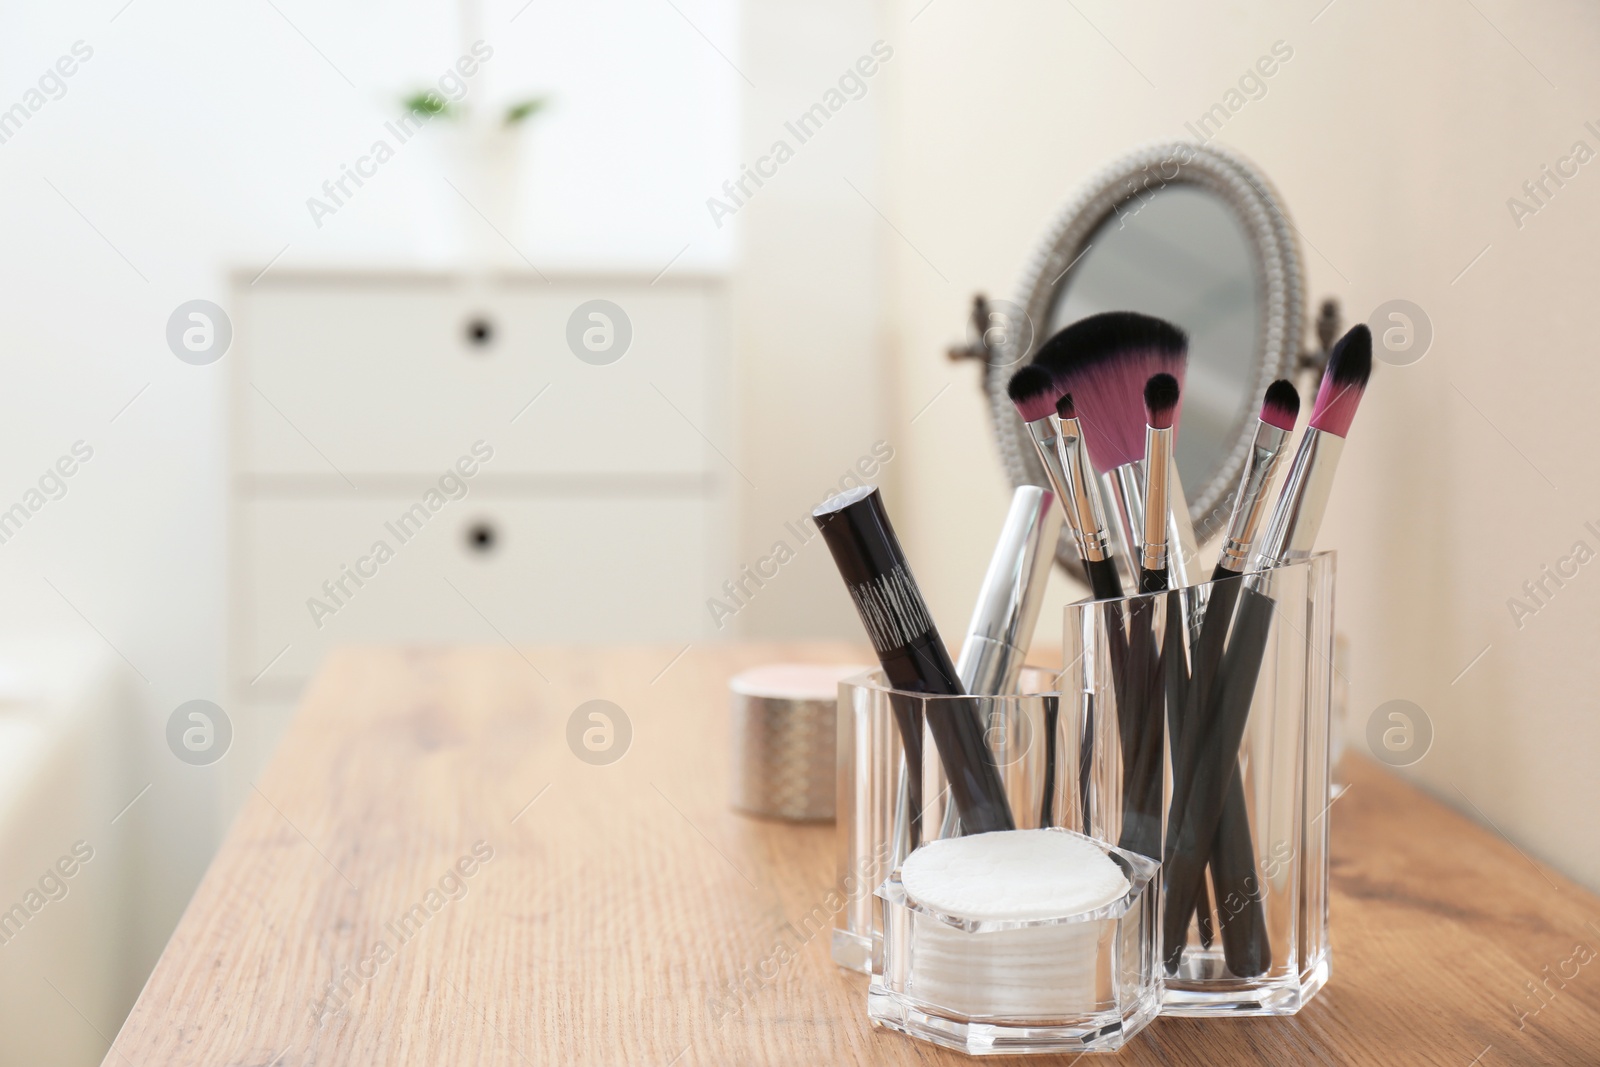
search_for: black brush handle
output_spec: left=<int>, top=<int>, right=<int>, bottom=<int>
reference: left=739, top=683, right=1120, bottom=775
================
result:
left=886, top=691, right=924, bottom=850
left=1154, top=594, right=1215, bottom=950
left=1165, top=569, right=1242, bottom=811
left=816, top=487, right=1015, bottom=835
left=886, top=637, right=1016, bottom=835
left=1077, top=701, right=1094, bottom=832
left=1085, top=557, right=1125, bottom=601
left=1210, top=771, right=1271, bottom=975
left=1119, top=566, right=1169, bottom=859
left=1196, top=872, right=1217, bottom=950
left=1161, top=569, right=1239, bottom=956
left=1116, top=593, right=1164, bottom=859
left=1162, top=584, right=1275, bottom=971
left=1196, top=566, right=1267, bottom=979
left=1039, top=695, right=1059, bottom=827
left=1138, top=567, right=1167, bottom=595
left=1177, top=565, right=1270, bottom=975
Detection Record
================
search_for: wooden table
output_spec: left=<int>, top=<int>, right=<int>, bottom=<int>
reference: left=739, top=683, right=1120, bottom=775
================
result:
left=107, top=645, right=1600, bottom=1066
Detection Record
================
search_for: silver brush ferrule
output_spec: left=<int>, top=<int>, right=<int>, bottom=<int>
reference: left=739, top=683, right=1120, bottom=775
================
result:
left=1216, top=420, right=1291, bottom=574
left=1024, top=417, right=1097, bottom=562
left=957, top=485, right=1062, bottom=696
left=1141, top=426, right=1171, bottom=573
left=1054, top=416, right=1112, bottom=563
left=1255, top=427, right=1344, bottom=570
left=1103, top=464, right=1143, bottom=576
left=1100, top=456, right=1197, bottom=588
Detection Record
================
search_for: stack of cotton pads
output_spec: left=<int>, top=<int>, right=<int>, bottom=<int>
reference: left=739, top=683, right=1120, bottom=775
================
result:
left=898, top=828, right=1131, bottom=1017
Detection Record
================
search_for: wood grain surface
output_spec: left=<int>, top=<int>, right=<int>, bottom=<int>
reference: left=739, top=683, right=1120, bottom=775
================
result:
left=104, top=644, right=1600, bottom=1066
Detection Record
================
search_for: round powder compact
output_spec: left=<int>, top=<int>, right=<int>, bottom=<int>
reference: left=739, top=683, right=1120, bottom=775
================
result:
left=894, top=829, right=1133, bottom=1018
left=728, top=663, right=868, bottom=821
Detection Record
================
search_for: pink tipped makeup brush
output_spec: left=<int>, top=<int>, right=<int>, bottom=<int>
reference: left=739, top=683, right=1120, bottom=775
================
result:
left=1006, top=365, right=1124, bottom=600
left=1254, top=324, right=1373, bottom=568
left=1174, top=377, right=1301, bottom=969
left=1031, top=312, right=1199, bottom=590
left=1212, top=380, right=1301, bottom=579
left=1163, top=326, right=1373, bottom=977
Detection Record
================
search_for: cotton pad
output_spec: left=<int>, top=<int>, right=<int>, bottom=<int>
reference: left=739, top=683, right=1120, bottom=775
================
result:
left=901, top=828, right=1130, bottom=922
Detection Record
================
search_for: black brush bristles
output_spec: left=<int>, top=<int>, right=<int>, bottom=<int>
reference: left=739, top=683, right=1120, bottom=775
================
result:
left=1260, top=379, right=1301, bottom=432
left=1308, top=323, right=1373, bottom=436
left=1143, top=373, right=1180, bottom=430
left=1055, top=392, right=1076, bottom=422
left=1031, top=311, right=1188, bottom=473
left=1323, top=323, right=1374, bottom=388
left=1007, top=364, right=1060, bottom=424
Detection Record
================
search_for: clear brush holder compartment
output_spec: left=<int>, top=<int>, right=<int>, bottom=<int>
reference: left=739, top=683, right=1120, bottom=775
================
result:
left=833, top=667, right=1121, bottom=974
left=1063, top=552, right=1336, bottom=1017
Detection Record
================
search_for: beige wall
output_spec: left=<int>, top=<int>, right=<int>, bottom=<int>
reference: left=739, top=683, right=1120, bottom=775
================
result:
left=873, top=1, right=1600, bottom=889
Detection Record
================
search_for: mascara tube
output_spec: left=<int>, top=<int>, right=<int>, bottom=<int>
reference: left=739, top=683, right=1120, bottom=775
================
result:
left=815, top=486, right=1015, bottom=835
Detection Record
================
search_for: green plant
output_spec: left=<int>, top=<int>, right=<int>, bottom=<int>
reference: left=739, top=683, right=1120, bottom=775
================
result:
left=397, top=92, right=549, bottom=127
left=502, top=97, right=547, bottom=126
left=403, top=91, right=457, bottom=119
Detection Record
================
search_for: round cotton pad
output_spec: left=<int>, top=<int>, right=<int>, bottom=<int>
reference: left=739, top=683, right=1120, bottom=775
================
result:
left=901, top=828, right=1129, bottom=921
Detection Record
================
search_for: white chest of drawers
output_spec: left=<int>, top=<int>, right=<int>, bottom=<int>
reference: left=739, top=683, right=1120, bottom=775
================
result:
left=227, top=269, right=730, bottom=783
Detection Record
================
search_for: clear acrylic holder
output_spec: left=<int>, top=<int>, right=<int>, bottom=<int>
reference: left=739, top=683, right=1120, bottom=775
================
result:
left=832, top=667, right=1122, bottom=974
left=871, top=831, right=1160, bottom=1055
left=1063, top=552, right=1335, bottom=1016
left=832, top=668, right=1159, bottom=1054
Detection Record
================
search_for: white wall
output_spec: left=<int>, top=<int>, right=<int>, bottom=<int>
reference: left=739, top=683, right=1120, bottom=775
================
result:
left=877, top=0, right=1600, bottom=889
left=723, top=1, right=892, bottom=640
left=0, top=0, right=737, bottom=1045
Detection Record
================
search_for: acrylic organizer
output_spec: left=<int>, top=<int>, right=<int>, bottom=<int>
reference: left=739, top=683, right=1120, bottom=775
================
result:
left=1063, top=551, right=1336, bottom=1016
left=872, top=827, right=1159, bottom=1056
left=833, top=667, right=1160, bottom=1054
left=833, top=666, right=1120, bottom=974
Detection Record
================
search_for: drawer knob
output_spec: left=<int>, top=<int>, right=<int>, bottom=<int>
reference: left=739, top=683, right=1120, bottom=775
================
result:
left=464, top=316, right=495, bottom=349
left=466, top=521, right=498, bottom=554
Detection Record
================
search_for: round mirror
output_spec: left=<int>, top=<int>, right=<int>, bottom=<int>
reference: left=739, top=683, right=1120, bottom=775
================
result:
left=985, top=142, right=1305, bottom=572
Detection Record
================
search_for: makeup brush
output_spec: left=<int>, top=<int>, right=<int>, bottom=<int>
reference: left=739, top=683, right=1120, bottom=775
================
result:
left=1006, top=367, right=1123, bottom=600
left=1171, top=379, right=1302, bottom=812
left=1033, top=314, right=1191, bottom=862
left=814, top=485, right=1015, bottom=836
left=1118, top=373, right=1187, bottom=862
left=1034, top=317, right=1196, bottom=859
left=1162, top=327, right=1371, bottom=974
left=1138, top=373, right=1180, bottom=594
left=1053, top=388, right=1138, bottom=849
left=1007, top=366, right=1138, bottom=850
left=1053, top=391, right=1126, bottom=601
left=1032, top=312, right=1199, bottom=589
left=1168, top=378, right=1301, bottom=973
left=1255, top=325, right=1372, bottom=568
left=1213, top=380, right=1302, bottom=579
left=1007, top=367, right=1131, bottom=849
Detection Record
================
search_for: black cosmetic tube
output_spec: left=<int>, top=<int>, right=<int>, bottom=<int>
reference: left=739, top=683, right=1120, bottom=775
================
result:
left=814, top=486, right=1014, bottom=835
